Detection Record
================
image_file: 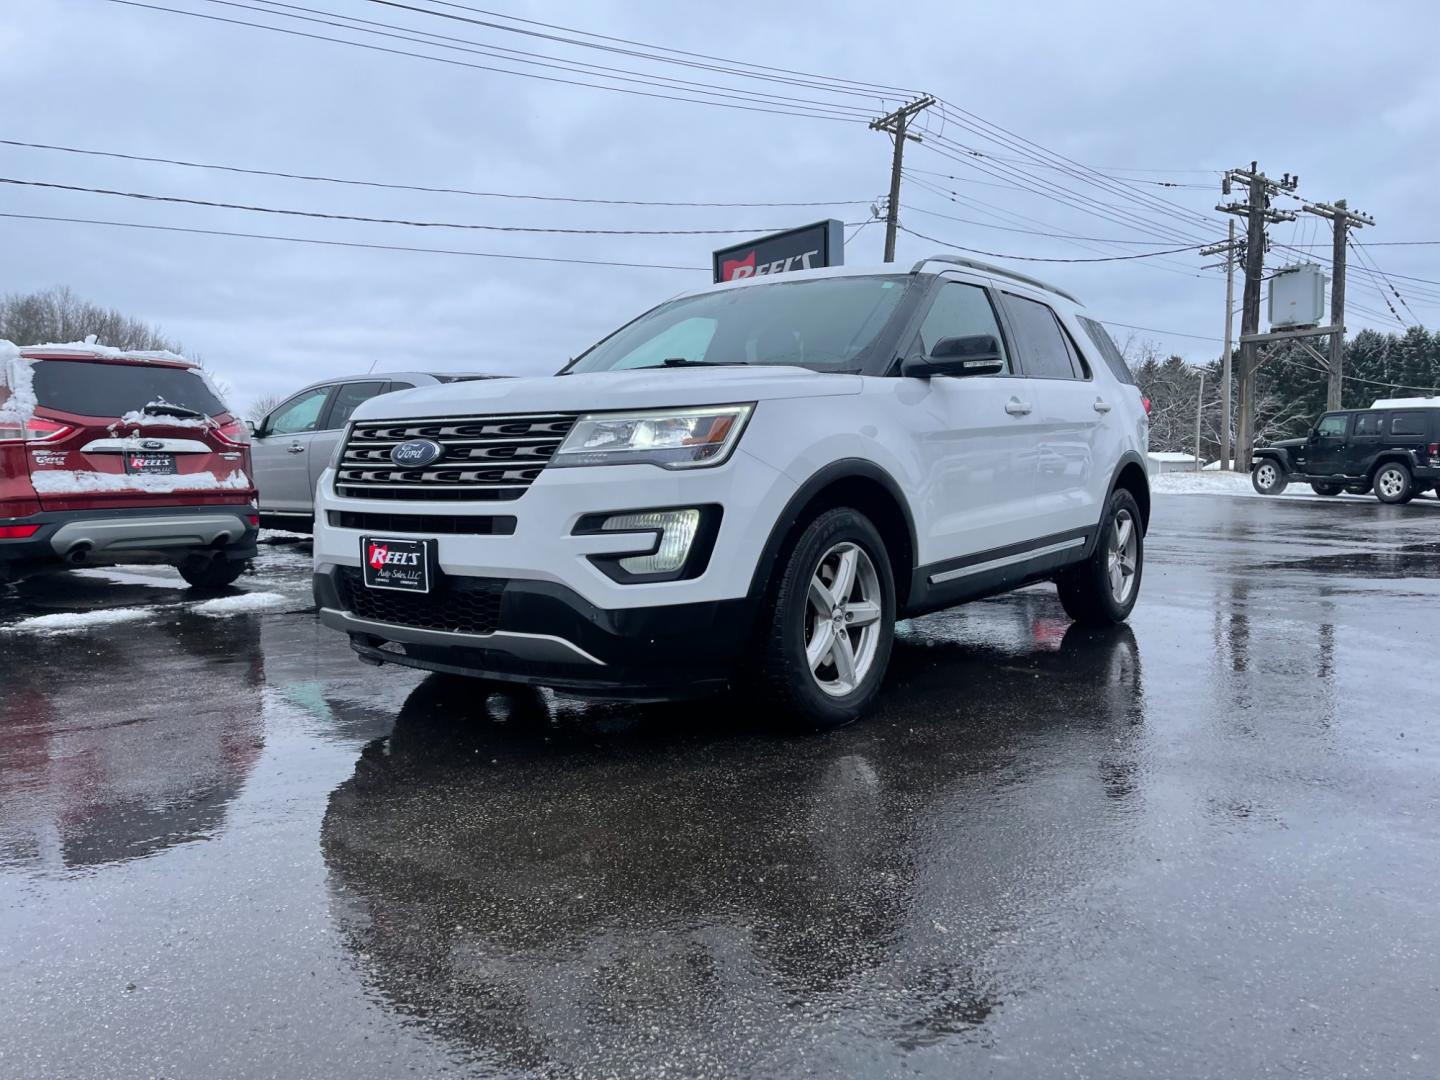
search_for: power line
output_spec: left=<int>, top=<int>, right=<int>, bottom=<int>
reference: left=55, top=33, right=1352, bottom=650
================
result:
left=105, top=0, right=869, bottom=123
left=900, top=201, right=1212, bottom=245
left=1103, top=321, right=1221, bottom=343
left=0, top=138, right=873, bottom=208
left=219, top=0, right=877, bottom=120
left=0, top=211, right=708, bottom=270
left=0, top=175, right=848, bottom=235
left=364, top=0, right=921, bottom=99
left=897, top=223, right=1204, bottom=262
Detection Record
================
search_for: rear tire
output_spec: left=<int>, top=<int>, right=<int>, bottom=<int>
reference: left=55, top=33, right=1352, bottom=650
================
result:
left=758, top=507, right=895, bottom=731
left=1373, top=462, right=1413, bottom=504
left=1310, top=481, right=1342, bottom=496
left=177, top=555, right=248, bottom=592
left=1057, top=489, right=1144, bottom=626
left=1251, top=460, right=1288, bottom=495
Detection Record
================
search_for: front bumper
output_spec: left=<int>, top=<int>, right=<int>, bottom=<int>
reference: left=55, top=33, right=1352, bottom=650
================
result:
left=313, top=564, right=756, bottom=700
left=0, top=503, right=258, bottom=571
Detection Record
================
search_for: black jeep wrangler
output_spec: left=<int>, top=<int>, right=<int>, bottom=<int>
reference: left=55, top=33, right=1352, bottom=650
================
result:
left=1251, top=404, right=1440, bottom=504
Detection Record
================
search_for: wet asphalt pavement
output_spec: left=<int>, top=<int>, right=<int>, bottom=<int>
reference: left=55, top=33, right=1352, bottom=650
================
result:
left=2, top=492, right=1439, bottom=1079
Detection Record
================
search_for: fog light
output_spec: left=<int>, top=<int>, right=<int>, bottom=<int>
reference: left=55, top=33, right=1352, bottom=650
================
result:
left=603, top=509, right=700, bottom=575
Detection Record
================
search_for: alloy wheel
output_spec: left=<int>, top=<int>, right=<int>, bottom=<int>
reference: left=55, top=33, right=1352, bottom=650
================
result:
left=805, top=542, right=882, bottom=697
left=1108, top=509, right=1139, bottom=605
left=1256, top=463, right=1277, bottom=490
left=1378, top=468, right=1405, bottom=499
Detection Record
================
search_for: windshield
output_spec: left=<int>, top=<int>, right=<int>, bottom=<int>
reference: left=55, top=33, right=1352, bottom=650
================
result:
left=32, top=360, right=228, bottom=418
left=567, top=275, right=911, bottom=375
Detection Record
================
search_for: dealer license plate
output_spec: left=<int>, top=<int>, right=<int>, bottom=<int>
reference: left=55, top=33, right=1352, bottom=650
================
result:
left=360, top=536, right=433, bottom=593
left=123, top=452, right=177, bottom=475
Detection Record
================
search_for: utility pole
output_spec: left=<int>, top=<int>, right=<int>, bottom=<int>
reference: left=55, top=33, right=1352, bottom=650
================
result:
left=1218, top=163, right=1297, bottom=468
left=869, top=96, right=935, bottom=262
left=1194, top=370, right=1206, bottom=473
left=1200, top=220, right=1242, bottom=470
left=1304, top=198, right=1375, bottom=410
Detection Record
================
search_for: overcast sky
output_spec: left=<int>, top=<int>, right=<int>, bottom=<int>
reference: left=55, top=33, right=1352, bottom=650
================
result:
left=4, top=0, right=1439, bottom=412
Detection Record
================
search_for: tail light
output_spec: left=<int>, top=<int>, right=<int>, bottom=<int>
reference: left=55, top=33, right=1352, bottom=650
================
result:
left=213, top=418, right=251, bottom=447
left=1142, top=396, right=1152, bottom=415
left=1428, top=443, right=1438, bottom=458
left=0, top=524, right=41, bottom=539
left=0, top=417, right=74, bottom=443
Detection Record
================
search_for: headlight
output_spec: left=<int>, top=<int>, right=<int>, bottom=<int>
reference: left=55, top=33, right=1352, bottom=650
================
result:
left=552, top=404, right=753, bottom=470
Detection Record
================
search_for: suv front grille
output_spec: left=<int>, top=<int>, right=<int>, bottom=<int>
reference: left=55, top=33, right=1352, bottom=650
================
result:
left=337, top=567, right=504, bottom=635
left=334, top=413, right=578, bottom=501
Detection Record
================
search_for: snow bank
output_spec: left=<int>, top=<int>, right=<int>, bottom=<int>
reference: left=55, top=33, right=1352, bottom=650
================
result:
left=71, top=567, right=183, bottom=588
left=1152, top=471, right=1254, bottom=497
left=6, top=607, right=153, bottom=634
left=189, top=591, right=290, bottom=617
left=0, top=340, right=37, bottom=429
left=29, top=469, right=251, bottom=494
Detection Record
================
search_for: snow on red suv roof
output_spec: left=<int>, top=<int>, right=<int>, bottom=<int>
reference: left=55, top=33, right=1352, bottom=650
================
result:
left=18, top=341, right=195, bottom=367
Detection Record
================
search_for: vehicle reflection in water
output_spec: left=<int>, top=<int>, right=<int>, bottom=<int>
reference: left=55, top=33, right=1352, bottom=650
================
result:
left=0, top=608, right=265, bottom=872
left=322, top=597, right=1146, bottom=1074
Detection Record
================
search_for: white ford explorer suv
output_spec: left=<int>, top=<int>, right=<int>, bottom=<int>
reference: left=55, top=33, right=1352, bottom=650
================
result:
left=313, top=255, right=1150, bottom=728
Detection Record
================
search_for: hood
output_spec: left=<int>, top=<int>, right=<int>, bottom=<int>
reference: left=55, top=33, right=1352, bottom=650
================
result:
left=1272, top=437, right=1306, bottom=450
left=351, top=366, right=861, bottom=421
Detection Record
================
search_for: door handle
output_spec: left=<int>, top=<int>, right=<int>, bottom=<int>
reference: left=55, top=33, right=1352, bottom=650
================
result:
left=1005, top=398, right=1032, bottom=416
left=1093, top=398, right=1113, bottom=413
left=287, top=443, right=305, bottom=454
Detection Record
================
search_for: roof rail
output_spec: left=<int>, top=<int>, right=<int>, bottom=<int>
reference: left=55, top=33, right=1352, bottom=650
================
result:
left=910, top=254, right=1081, bottom=305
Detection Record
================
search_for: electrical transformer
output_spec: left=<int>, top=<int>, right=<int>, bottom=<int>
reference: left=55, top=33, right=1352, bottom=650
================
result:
left=1268, top=264, right=1327, bottom=329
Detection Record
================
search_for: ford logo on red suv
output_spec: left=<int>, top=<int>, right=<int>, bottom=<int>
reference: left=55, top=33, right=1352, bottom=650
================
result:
left=390, top=439, right=443, bottom=467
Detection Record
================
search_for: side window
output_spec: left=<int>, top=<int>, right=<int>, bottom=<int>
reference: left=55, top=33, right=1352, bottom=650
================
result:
left=326, top=380, right=387, bottom=430
left=1077, top=316, right=1136, bottom=385
left=266, top=387, right=331, bottom=436
left=1353, top=412, right=1383, bottom=436
left=998, top=293, right=1077, bottom=379
left=1316, top=414, right=1349, bottom=437
left=385, top=380, right=416, bottom=392
left=916, top=282, right=1010, bottom=373
left=1390, top=411, right=1426, bottom=436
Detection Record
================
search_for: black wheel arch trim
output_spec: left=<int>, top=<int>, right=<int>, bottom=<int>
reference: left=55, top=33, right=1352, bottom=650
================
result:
left=746, top=458, right=919, bottom=605
left=1107, top=450, right=1152, bottom=533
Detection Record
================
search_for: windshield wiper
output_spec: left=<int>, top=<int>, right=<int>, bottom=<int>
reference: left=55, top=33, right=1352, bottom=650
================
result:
left=638, top=358, right=747, bottom=369
left=140, top=400, right=206, bottom=420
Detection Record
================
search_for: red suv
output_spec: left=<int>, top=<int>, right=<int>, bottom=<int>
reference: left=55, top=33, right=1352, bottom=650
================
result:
left=1, top=341, right=258, bottom=590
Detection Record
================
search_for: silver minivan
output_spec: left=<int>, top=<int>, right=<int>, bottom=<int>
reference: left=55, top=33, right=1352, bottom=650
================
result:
left=251, top=372, right=498, bottom=530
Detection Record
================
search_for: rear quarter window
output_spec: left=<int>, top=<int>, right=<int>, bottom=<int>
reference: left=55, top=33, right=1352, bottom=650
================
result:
left=1076, top=316, right=1136, bottom=386
left=1390, top=411, right=1428, bottom=436
left=31, top=360, right=228, bottom=418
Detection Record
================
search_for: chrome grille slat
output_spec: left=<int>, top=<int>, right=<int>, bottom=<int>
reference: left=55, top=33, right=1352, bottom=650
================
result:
left=335, top=411, right=577, bottom=501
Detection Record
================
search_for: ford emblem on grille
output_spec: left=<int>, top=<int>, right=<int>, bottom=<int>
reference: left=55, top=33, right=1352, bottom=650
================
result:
left=390, top=438, right=444, bottom=467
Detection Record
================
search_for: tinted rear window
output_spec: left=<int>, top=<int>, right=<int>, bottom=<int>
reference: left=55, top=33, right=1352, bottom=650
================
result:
left=32, top=360, right=228, bottom=418
left=1390, top=411, right=1429, bottom=436
left=1077, top=316, right=1136, bottom=386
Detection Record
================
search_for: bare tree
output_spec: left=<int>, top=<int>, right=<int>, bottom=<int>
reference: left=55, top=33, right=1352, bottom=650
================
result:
left=0, top=286, right=188, bottom=353
left=246, top=393, right=283, bottom=423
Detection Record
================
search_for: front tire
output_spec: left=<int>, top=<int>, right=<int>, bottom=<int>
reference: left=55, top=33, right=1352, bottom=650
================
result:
left=1252, top=460, right=1288, bottom=495
left=1373, top=462, right=1414, bottom=504
left=1057, top=489, right=1144, bottom=626
left=177, top=555, right=248, bottom=591
left=759, top=508, right=895, bottom=731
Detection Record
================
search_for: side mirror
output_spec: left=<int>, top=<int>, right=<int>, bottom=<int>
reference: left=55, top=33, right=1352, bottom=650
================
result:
left=1308, top=429, right=1320, bottom=441
left=246, top=419, right=258, bottom=437
left=902, top=334, right=1006, bottom=379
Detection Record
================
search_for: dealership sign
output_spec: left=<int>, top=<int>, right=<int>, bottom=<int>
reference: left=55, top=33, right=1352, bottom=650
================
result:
left=712, top=220, right=845, bottom=283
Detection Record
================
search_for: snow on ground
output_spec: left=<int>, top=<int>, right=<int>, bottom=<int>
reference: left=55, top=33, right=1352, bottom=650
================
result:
left=70, top=566, right=184, bottom=588
left=29, top=469, right=251, bottom=494
left=189, top=592, right=291, bottom=617
left=1153, top=468, right=1440, bottom=507
left=5, top=607, right=155, bottom=634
